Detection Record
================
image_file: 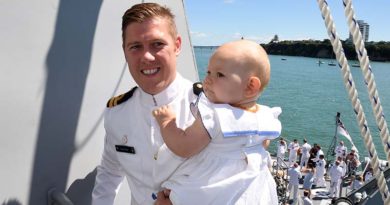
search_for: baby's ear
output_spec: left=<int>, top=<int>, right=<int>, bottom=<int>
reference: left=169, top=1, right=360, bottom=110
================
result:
left=245, top=76, right=261, bottom=97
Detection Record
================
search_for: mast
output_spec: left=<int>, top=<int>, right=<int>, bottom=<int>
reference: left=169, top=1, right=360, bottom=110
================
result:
left=326, top=112, right=340, bottom=163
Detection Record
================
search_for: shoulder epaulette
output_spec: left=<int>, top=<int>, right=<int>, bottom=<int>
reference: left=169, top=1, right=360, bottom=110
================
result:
left=193, top=82, right=203, bottom=96
left=106, top=86, right=138, bottom=108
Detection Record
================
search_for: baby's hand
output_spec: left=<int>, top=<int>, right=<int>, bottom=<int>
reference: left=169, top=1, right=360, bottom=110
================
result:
left=152, top=105, right=176, bottom=127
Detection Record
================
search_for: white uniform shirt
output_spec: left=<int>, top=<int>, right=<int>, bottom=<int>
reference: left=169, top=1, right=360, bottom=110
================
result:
left=302, top=196, right=313, bottom=205
left=316, top=158, right=326, bottom=176
left=329, top=164, right=343, bottom=182
left=92, top=74, right=197, bottom=205
left=277, top=142, right=287, bottom=157
left=335, top=145, right=347, bottom=159
left=288, top=167, right=302, bottom=185
left=301, top=143, right=311, bottom=157
left=288, top=142, right=299, bottom=158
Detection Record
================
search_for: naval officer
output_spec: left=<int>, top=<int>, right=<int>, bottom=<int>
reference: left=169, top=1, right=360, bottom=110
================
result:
left=92, top=3, right=199, bottom=205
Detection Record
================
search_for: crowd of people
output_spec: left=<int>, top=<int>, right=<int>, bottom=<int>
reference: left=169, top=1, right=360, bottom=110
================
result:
left=276, top=138, right=369, bottom=204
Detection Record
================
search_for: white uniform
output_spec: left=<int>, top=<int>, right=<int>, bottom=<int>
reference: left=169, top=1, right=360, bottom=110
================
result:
left=300, top=142, right=311, bottom=168
left=302, top=196, right=313, bottom=205
left=288, top=166, right=302, bottom=202
left=335, top=145, right=347, bottom=160
left=162, top=93, right=282, bottom=205
left=92, top=74, right=197, bottom=205
left=328, top=164, right=343, bottom=198
left=288, top=142, right=299, bottom=166
left=277, top=141, right=287, bottom=166
left=314, top=158, right=326, bottom=187
left=312, top=149, right=324, bottom=163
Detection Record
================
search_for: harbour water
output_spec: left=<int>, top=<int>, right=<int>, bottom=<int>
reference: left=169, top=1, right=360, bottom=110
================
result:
left=194, top=46, right=390, bottom=159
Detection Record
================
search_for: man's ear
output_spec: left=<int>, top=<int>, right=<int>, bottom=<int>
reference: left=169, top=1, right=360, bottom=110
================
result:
left=175, top=35, right=182, bottom=56
left=245, top=76, right=261, bottom=97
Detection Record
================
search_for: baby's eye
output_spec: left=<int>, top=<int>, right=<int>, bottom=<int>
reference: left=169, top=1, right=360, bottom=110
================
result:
left=206, top=71, right=211, bottom=75
left=216, top=72, right=225, bottom=78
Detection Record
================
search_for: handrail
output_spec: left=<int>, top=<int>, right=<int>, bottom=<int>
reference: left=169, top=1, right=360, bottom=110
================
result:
left=272, top=156, right=289, bottom=205
left=47, top=188, right=74, bottom=205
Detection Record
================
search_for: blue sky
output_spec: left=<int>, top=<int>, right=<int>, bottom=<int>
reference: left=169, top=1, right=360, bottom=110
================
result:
left=184, top=0, right=390, bottom=46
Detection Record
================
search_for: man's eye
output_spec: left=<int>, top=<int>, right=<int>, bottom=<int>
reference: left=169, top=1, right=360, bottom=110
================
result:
left=153, top=42, right=165, bottom=48
left=129, top=45, right=141, bottom=50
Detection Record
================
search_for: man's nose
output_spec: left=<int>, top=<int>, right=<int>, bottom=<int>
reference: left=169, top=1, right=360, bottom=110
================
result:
left=142, top=50, right=155, bottom=61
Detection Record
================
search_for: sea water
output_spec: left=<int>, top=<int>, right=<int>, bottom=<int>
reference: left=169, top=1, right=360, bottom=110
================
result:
left=194, top=46, right=390, bottom=159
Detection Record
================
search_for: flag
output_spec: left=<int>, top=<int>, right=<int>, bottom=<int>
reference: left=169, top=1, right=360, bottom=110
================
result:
left=337, top=119, right=358, bottom=153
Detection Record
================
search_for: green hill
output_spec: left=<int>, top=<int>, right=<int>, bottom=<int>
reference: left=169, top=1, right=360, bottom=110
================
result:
left=261, top=40, right=390, bottom=62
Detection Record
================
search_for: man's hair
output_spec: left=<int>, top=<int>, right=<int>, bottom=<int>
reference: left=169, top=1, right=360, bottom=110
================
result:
left=303, top=190, right=310, bottom=197
left=121, top=3, right=177, bottom=42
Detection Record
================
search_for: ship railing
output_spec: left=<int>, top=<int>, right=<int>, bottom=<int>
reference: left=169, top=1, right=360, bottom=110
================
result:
left=272, top=156, right=289, bottom=204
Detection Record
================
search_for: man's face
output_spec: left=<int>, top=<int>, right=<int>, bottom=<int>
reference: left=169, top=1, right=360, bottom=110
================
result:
left=123, top=17, right=181, bottom=95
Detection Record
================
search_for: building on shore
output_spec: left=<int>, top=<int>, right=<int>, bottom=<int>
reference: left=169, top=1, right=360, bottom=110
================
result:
left=347, top=20, right=369, bottom=42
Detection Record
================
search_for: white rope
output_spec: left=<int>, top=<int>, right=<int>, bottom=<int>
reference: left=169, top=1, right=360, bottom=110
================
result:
left=343, top=0, right=390, bottom=162
left=316, top=0, right=390, bottom=203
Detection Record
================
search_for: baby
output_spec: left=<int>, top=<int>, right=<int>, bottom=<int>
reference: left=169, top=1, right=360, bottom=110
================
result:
left=153, top=40, right=282, bottom=204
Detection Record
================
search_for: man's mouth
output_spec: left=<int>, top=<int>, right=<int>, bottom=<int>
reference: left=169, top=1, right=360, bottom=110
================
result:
left=142, top=68, right=159, bottom=75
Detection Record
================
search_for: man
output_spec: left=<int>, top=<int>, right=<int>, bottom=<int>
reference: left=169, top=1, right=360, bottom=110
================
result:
left=335, top=141, right=347, bottom=161
left=346, top=148, right=360, bottom=174
left=288, top=163, right=302, bottom=204
left=302, top=190, right=313, bottom=205
left=314, top=155, right=327, bottom=188
left=92, top=3, right=198, bottom=205
left=300, top=138, right=312, bottom=169
left=277, top=138, right=287, bottom=166
left=328, top=160, right=344, bottom=198
left=288, top=139, right=299, bottom=166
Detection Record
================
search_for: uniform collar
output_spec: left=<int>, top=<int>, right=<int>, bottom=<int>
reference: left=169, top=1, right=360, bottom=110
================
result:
left=139, top=73, right=183, bottom=107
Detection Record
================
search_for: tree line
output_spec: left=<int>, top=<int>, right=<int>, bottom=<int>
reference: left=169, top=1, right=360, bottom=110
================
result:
left=261, top=39, right=390, bottom=62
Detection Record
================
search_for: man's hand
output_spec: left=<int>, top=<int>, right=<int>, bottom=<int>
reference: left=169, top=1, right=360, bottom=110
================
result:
left=154, top=190, right=172, bottom=205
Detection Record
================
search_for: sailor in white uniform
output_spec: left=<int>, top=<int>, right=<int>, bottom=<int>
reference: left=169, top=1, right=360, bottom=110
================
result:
left=328, top=160, right=344, bottom=198
left=288, top=139, right=299, bottom=166
left=300, top=139, right=312, bottom=169
left=314, top=155, right=327, bottom=188
left=277, top=138, right=287, bottom=166
left=92, top=75, right=197, bottom=205
left=92, top=3, right=199, bottom=205
left=335, top=141, right=347, bottom=161
left=288, top=163, right=302, bottom=203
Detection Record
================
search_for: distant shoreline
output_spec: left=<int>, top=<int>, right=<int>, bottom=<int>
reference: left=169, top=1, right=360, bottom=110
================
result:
left=194, top=40, right=390, bottom=62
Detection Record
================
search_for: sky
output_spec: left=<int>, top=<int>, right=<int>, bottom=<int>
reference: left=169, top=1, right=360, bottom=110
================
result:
left=184, top=0, right=390, bottom=46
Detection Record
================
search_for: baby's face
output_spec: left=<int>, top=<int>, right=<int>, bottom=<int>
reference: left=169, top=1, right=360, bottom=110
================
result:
left=203, top=53, right=247, bottom=104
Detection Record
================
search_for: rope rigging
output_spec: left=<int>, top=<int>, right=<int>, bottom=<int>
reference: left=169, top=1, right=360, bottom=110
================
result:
left=316, top=0, right=390, bottom=203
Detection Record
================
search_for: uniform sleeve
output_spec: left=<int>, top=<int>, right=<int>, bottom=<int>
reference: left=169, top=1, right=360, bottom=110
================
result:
left=92, top=112, right=125, bottom=205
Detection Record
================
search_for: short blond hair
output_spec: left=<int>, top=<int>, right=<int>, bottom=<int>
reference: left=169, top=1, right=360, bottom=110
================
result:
left=121, top=3, right=177, bottom=42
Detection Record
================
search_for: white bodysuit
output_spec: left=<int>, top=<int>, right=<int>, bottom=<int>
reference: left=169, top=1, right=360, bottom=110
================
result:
left=161, top=94, right=282, bottom=205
